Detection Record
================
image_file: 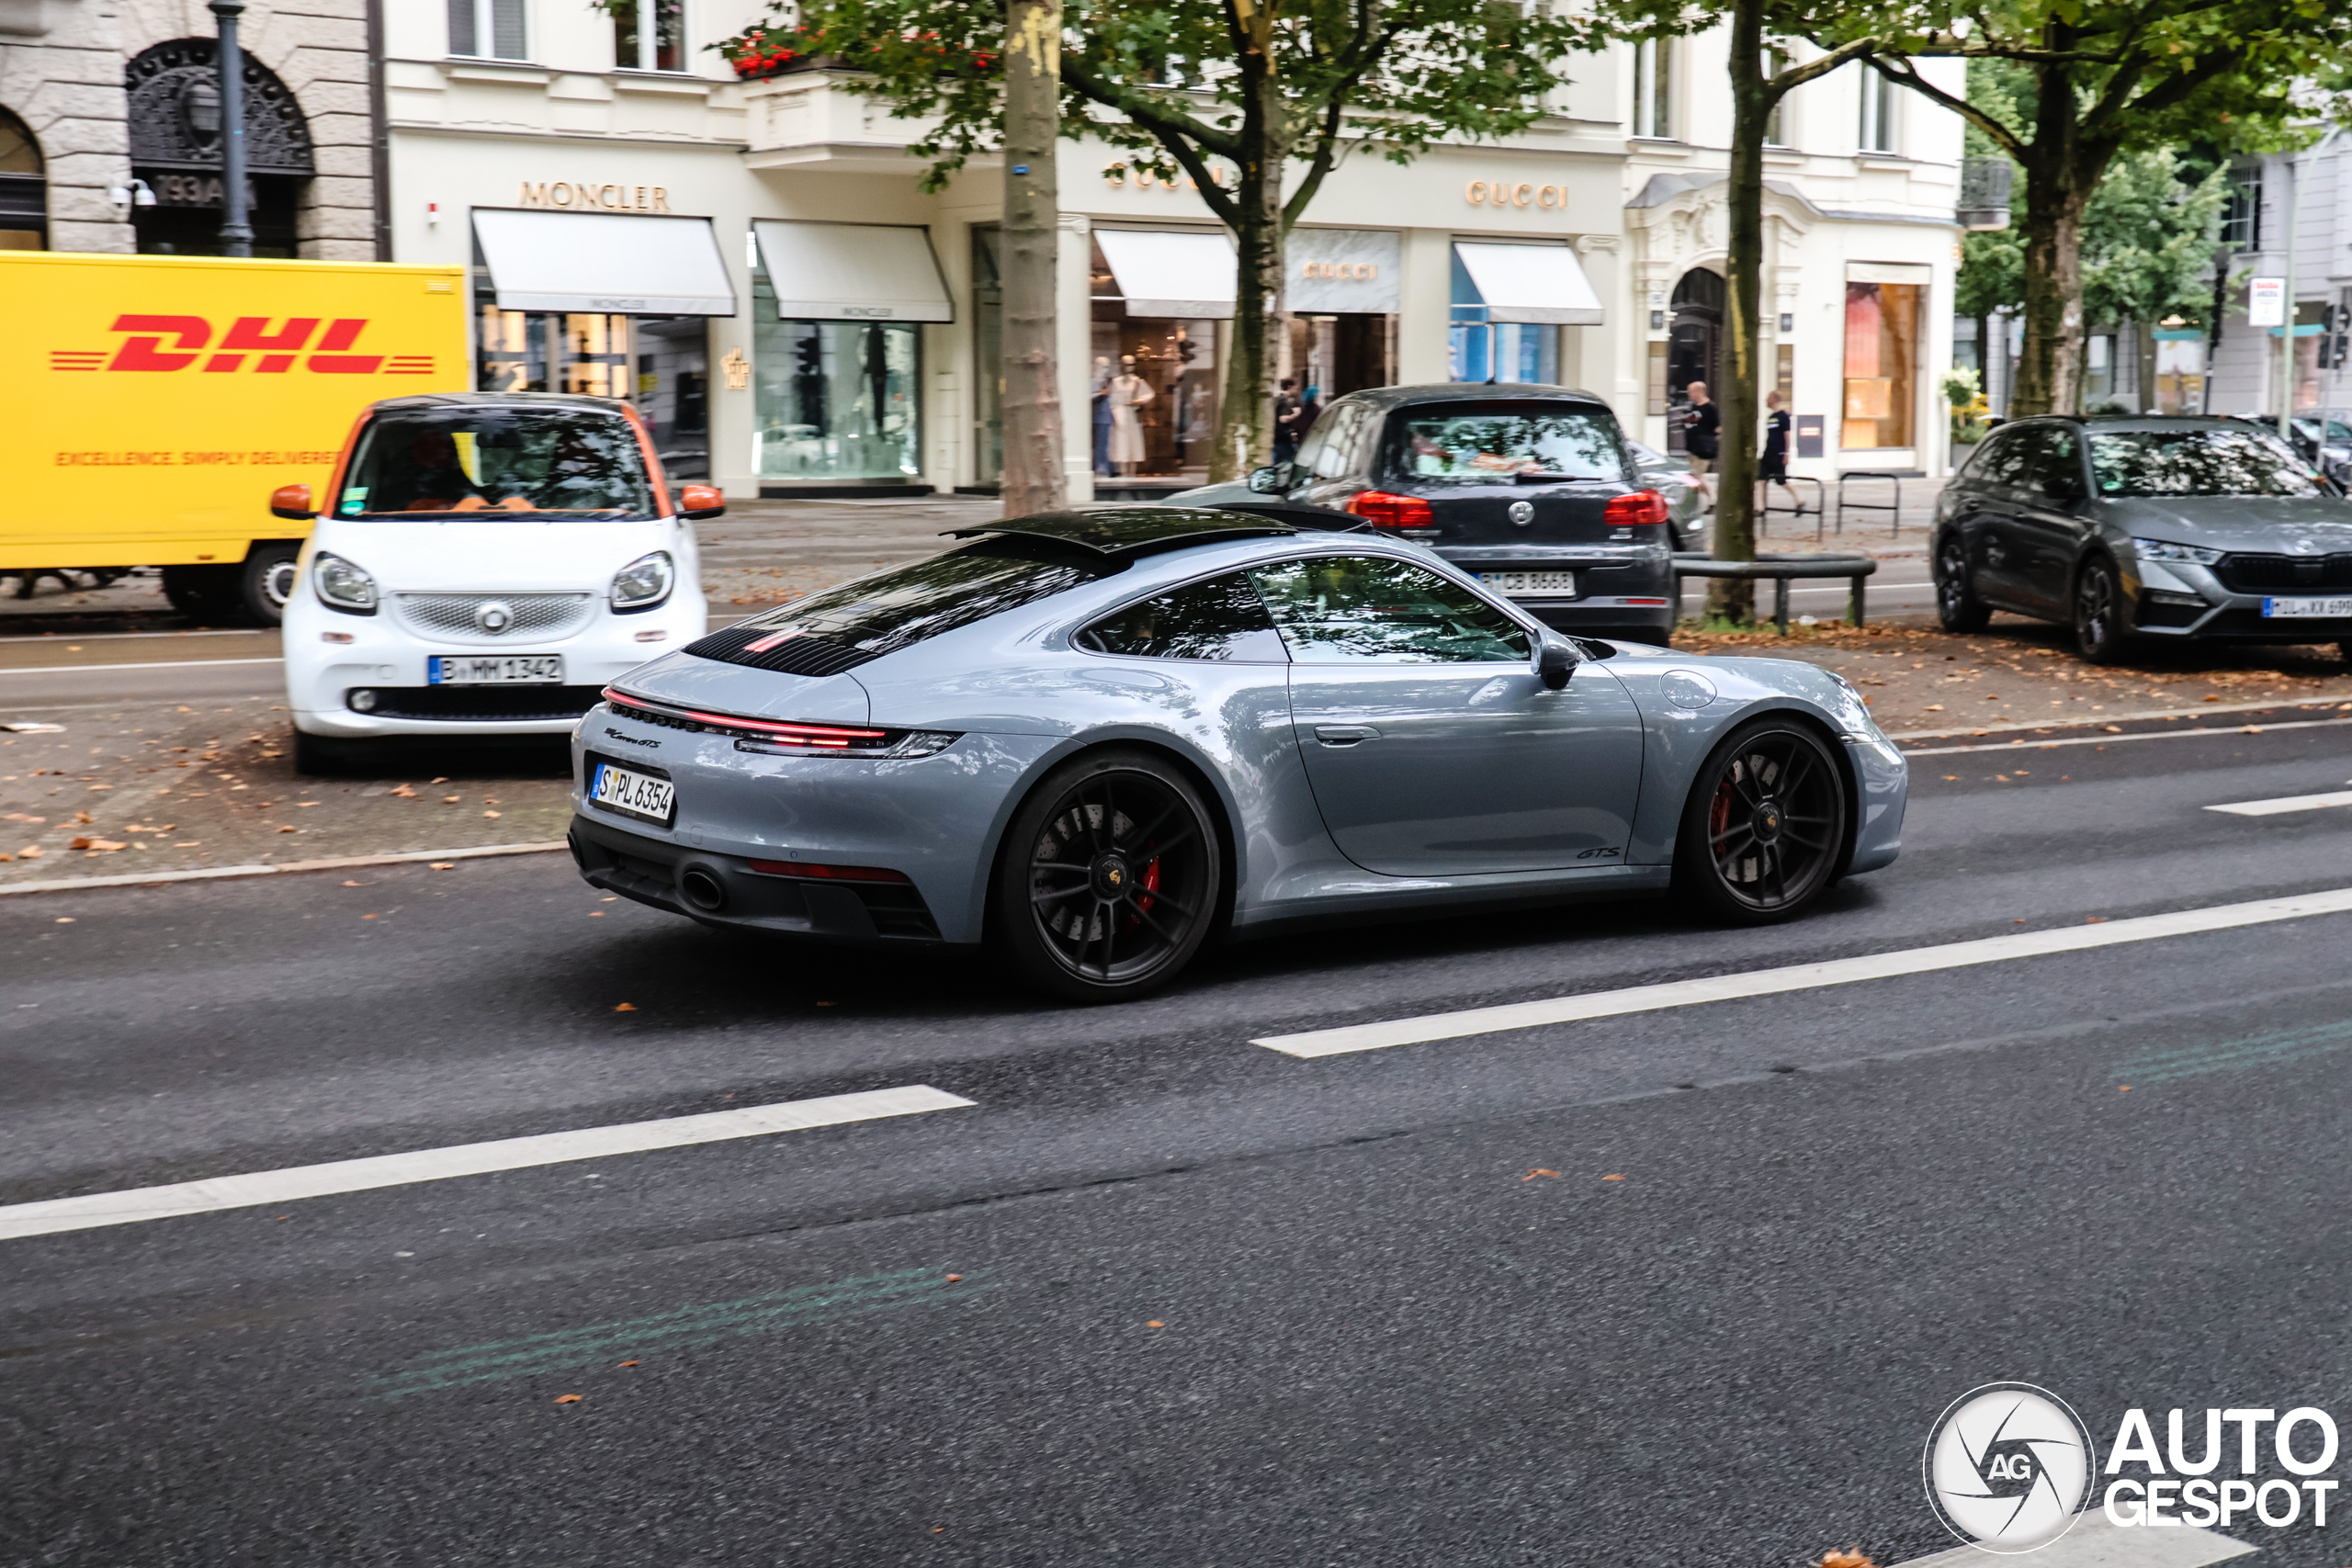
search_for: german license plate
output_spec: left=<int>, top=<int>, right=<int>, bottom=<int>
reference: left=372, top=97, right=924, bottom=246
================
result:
left=1478, top=570, right=1577, bottom=595
left=429, top=654, right=564, bottom=684
left=589, top=761, right=674, bottom=824
left=2261, top=596, right=2352, bottom=618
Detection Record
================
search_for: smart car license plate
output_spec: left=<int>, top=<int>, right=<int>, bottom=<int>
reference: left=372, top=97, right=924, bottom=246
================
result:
left=429, top=655, right=564, bottom=684
left=1478, top=571, right=1577, bottom=595
left=589, top=761, right=674, bottom=824
left=2261, top=596, right=2352, bottom=618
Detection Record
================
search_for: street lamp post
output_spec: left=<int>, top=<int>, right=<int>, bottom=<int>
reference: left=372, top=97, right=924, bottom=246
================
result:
left=210, top=0, right=253, bottom=257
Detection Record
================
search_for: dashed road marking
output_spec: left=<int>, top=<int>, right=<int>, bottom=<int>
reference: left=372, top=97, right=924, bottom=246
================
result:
left=2205, top=788, right=2352, bottom=817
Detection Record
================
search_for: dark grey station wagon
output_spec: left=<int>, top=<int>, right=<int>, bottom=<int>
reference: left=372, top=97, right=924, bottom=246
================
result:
left=1175, top=384, right=1679, bottom=647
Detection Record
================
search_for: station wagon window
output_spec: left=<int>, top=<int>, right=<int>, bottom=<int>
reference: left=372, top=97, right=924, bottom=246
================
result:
left=339, top=409, right=657, bottom=519
left=1298, top=402, right=1364, bottom=479
left=2024, top=427, right=2085, bottom=502
left=2086, top=427, right=2326, bottom=498
left=1966, top=427, right=2038, bottom=489
left=1077, top=572, right=1289, bottom=661
left=1250, top=556, right=1531, bottom=663
left=1390, top=406, right=1626, bottom=483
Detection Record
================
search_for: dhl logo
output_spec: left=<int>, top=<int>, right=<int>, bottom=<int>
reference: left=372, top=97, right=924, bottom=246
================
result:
left=48, top=316, right=435, bottom=376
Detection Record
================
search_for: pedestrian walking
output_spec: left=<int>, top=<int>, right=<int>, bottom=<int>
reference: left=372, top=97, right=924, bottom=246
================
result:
left=1272, top=378, right=1302, bottom=465
left=1759, top=389, right=1791, bottom=490
left=1683, top=380, right=1719, bottom=505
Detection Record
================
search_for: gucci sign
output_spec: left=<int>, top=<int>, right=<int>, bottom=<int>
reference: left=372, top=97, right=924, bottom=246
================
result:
left=1464, top=180, right=1574, bottom=210
left=1300, top=260, right=1379, bottom=281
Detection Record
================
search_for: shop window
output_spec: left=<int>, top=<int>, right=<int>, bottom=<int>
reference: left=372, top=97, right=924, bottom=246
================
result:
left=1088, top=237, right=1221, bottom=479
left=972, top=225, right=1003, bottom=485
left=449, top=0, right=529, bottom=61
left=1859, top=68, right=1896, bottom=153
left=1841, top=281, right=1919, bottom=449
left=752, top=317, right=921, bottom=482
left=475, top=307, right=709, bottom=477
left=611, top=0, right=686, bottom=73
left=1633, top=40, right=1673, bottom=139
left=0, top=107, right=43, bottom=251
left=1447, top=248, right=1557, bottom=385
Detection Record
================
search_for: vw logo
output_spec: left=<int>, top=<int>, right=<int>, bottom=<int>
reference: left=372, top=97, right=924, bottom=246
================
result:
left=474, top=600, right=514, bottom=635
left=1508, top=500, right=1535, bottom=525
left=2290, top=539, right=2318, bottom=555
left=1923, top=1382, right=2095, bottom=1553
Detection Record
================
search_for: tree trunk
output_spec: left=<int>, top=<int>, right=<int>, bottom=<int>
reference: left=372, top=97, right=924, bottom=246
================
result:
left=2007, top=61, right=2096, bottom=418
left=1707, top=0, right=1769, bottom=626
left=1210, top=16, right=1283, bottom=483
left=1000, top=0, right=1066, bottom=516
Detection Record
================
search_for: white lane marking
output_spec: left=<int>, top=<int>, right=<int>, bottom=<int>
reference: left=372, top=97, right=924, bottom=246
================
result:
left=1903, top=716, right=2352, bottom=758
left=0, top=628, right=274, bottom=645
left=4, top=657, right=282, bottom=675
left=2207, top=788, right=2352, bottom=816
left=1893, top=1510, right=2251, bottom=1568
left=0, top=1085, right=975, bottom=1242
left=1251, top=886, right=2352, bottom=1057
left=0, top=840, right=568, bottom=897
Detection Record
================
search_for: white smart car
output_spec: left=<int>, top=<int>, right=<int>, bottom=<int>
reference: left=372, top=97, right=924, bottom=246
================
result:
left=272, top=393, right=714, bottom=773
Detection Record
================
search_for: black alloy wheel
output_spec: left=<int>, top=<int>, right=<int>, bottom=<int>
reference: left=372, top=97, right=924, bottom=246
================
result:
left=2074, top=556, right=2131, bottom=664
left=1934, top=533, right=1991, bottom=633
left=1675, top=719, right=1849, bottom=923
left=995, top=749, right=1221, bottom=1001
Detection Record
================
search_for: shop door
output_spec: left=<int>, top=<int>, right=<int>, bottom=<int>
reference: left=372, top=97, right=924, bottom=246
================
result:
left=1664, top=269, right=1724, bottom=454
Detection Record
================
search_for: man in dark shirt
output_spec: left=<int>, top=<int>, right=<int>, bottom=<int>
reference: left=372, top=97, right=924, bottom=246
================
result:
left=1683, top=380, right=1720, bottom=505
left=1272, top=378, right=1302, bottom=465
left=1759, top=389, right=1792, bottom=496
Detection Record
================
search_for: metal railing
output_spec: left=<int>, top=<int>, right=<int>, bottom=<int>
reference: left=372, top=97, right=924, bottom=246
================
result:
left=1672, top=551, right=1878, bottom=633
left=1836, top=471, right=1905, bottom=538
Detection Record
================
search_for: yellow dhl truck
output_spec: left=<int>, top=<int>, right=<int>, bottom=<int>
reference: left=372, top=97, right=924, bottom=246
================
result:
left=0, top=252, right=469, bottom=624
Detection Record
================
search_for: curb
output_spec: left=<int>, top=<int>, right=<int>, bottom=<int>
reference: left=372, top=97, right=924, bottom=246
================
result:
left=1887, top=694, right=2352, bottom=741
left=0, top=840, right=568, bottom=897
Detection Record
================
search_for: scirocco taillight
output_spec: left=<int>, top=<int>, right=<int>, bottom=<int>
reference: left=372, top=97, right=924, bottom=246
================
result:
left=1603, top=490, right=1670, bottom=527
left=1346, top=491, right=1438, bottom=535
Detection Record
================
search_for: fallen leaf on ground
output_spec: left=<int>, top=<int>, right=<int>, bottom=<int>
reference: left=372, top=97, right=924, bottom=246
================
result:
left=618, top=1360, right=639, bottom=1368
left=362, top=914, right=378, bottom=920
left=1522, top=1168, right=1561, bottom=1181
left=342, top=880, right=363, bottom=886
left=945, top=1274, right=962, bottom=1282
left=614, top=1002, right=637, bottom=1012
left=390, top=785, right=417, bottom=798
left=442, top=795, right=460, bottom=804
left=483, top=810, right=502, bottom=818
left=428, top=862, right=454, bottom=870
left=1820, top=1550, right=1875, bottom=1568
left=19, top=846, right=42, bottom=859
left=553, top=1394, right=582, bottom=1404
left=2086, top=916, right=2108, bottom=924
left=2119, top=1085, right=2132, bottom=1092
left=588, top=910, right=605, bottom=917
left=1601, top=1174, right=1627, bottom=1181
left=277, top=826, right=298, bottom=833
left=1146, top=1321, right=1164, bottom=1329
left=431, top=777, right=448, bottom=784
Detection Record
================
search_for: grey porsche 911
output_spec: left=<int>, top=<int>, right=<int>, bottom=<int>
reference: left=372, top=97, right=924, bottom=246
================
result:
left=570, top=509, right=1907, bottom=1001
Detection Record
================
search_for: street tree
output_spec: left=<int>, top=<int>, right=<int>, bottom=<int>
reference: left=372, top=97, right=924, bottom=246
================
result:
left=1853, top=0, right=2352, bottom=416
left=777, top=0, right=1588, bottom=479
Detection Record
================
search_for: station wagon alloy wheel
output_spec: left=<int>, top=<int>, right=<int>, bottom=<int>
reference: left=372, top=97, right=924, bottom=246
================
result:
left=1677, top=719, right=1848, bottom=922
left=999, top=750, right=1220, bottom=1001
left=1935, top=536, right=1990, bottom=633
left=2074, top=557, right=2130, bottom=663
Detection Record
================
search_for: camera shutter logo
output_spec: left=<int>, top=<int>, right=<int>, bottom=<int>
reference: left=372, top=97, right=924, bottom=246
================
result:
left=1923, top=1383, right=2096, bottom=1553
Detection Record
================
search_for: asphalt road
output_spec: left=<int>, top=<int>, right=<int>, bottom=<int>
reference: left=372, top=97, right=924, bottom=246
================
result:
left=6, top=705, right=2352, bottom=1566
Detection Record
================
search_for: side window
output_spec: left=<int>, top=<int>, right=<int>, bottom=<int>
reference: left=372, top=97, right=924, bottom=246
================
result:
left=1249, top=555, right=1532, bottom=664
left=1974, top=428, right=2041, bottom=490
left=1075, top=571, right=1289, bottom=662
left=2032, top=428, right=2085, bottom=501
left=1306, top=404, right=1360, bottom=479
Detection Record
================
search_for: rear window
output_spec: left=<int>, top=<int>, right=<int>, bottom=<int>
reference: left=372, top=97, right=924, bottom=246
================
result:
left=340, top=408, right=657, bottom=519
left=693, top=539, right=1118, bottom=673
left=1391, top=406, right=1625, bottom=485
left=2086, top=428, right=2325, bottom=498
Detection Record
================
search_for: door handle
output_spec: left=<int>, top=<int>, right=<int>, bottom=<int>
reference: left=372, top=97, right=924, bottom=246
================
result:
left=1314, top=725, right=1381, bottom=746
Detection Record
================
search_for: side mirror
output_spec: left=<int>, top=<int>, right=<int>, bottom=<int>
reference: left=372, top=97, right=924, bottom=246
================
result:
left=1536, top=631, right=1581, bottom=690
left=677, top=482, right=726, bottom=520
left=1247, top=463, right=1295, bottom=494
left=269, top=482, right=316, bottom=521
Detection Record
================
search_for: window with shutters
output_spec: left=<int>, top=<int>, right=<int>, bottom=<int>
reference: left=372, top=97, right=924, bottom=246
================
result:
left=448, top=0, right=529, bottom=61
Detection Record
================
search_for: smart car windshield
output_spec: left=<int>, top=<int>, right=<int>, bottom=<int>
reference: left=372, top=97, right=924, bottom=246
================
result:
left=2086, top=428, right=2327, bottom=498
left=339, top=409, right=658, bottom=519
left=1394, top=407, right=1626, bottom=484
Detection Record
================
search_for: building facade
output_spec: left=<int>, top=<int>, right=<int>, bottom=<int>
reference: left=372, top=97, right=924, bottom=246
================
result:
left=0, top=0, right=376, bottom=258
left=39, top=3, right=1946, bottom=501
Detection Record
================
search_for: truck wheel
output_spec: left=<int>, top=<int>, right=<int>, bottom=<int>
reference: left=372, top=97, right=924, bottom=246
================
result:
left=238, top=544, right=301, bottom=626
left=162, top=564, right=239, bottom=623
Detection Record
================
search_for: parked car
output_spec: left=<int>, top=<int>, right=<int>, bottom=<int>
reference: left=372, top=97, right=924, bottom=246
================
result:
left=1933, top=415, right=2352, bottom=662
left=2230, top=412, right=2352, bottom=487
left=275, top=392, right=716, bottom=772
left=571, top=507, right=1908, bottom=1001
left=1171, top=384, right=1678, bottom=647
left=1623, top=434, right=1712, bottom=553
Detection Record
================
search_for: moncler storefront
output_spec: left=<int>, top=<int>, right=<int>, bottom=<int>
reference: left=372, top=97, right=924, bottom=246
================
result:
left=386, top=110, right=1627, bottom=501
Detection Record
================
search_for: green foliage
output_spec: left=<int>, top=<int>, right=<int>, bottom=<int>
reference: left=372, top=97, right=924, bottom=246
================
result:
left=780, top=0, right=1589, bottom=218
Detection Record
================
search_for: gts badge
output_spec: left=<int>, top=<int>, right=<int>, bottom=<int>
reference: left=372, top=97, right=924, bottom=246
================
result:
left=1577, top=846, right=1622, bottom=859
left=604, top=728, right=661, bottom=748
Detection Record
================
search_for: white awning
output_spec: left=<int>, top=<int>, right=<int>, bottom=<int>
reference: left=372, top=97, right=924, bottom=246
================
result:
left=752, top=220, right=953, bottom=323
left=472, top=209, right=736, bottom=316
left=1451, top=242, right=1604, bottom=325
left=1095, top=229, right=1236, bottom=319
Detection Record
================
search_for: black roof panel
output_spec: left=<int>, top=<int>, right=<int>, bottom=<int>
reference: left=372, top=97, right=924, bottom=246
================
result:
left=944, top=507, right=1298, bottom=556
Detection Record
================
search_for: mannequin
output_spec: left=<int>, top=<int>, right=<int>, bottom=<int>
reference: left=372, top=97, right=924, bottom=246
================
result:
left=1106, top=354, right=1154, bottom=475
left=1091, top=355, right=1114, bottom=477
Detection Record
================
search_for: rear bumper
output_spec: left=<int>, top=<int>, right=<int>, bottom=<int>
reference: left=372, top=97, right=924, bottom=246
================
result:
left=570, top=814, right=950, bottom=945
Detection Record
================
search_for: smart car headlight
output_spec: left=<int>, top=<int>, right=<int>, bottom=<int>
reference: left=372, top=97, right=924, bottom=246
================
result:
left=610, top=550, right=674, bottom=613
left=2132, top=538, right=2223, bottom=565
left=312, top=551, right=378, bottom=615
